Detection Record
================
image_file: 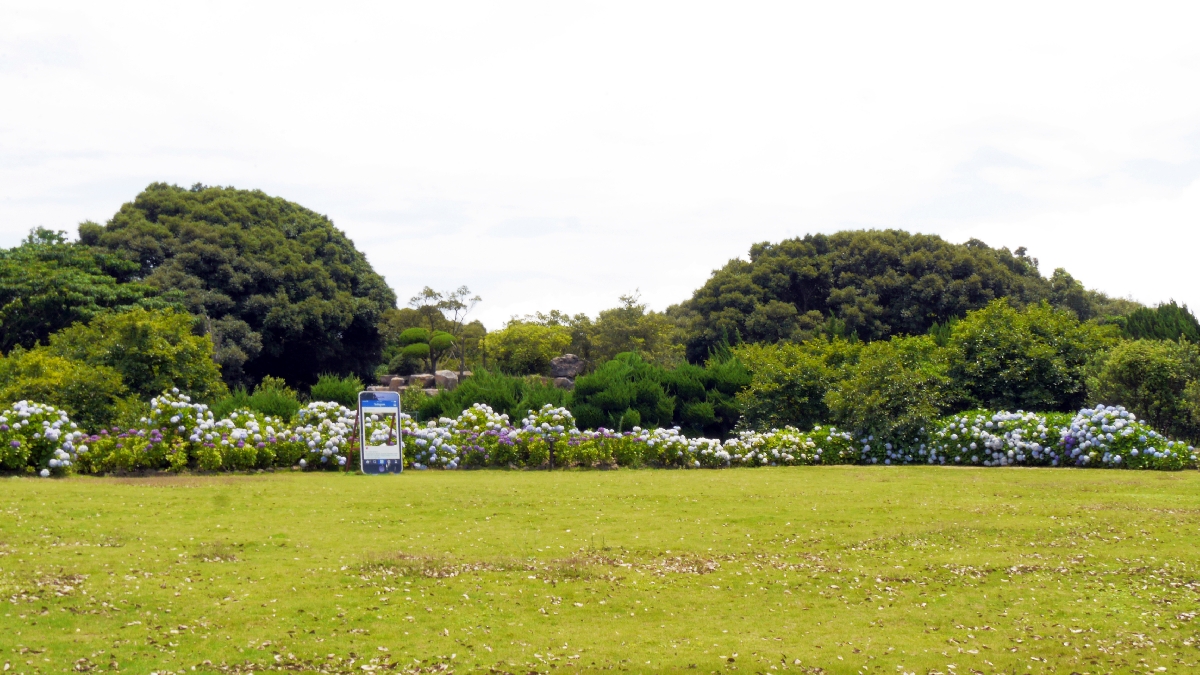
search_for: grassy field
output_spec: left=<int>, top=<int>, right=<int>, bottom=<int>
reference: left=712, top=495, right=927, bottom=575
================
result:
left=2, top=468, right=1200, bottom=674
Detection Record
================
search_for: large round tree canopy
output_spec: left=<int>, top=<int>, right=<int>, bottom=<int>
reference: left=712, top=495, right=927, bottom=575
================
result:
left=672, top=230, right=1058, bottom=361
left=78, top=183, right=396, bottom=387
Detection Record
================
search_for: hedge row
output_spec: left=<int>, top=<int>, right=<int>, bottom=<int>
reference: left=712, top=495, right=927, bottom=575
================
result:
left=1, top=389, right=1194, bottom=476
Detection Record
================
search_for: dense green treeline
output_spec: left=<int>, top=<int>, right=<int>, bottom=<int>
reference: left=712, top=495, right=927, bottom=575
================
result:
left=2, top=182, right=1198, bottom=445
left=667, top=230, right=1137, bottom=361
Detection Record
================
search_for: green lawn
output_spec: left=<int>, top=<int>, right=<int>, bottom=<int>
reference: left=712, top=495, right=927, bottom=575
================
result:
left=2, top=468, right=1199, bottom=674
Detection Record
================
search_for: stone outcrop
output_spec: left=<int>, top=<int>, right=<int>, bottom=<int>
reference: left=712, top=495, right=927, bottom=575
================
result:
left=408, top=373, right=435, bottom=388
left=434, top=370, right=459, bottom=390
left=549, top=354, right=586, bottom=390
left=550, top=354, right=586, bottom=378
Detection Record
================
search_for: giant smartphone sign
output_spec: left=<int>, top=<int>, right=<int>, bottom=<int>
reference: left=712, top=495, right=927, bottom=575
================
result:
left=359, top=391, right=403, bottom=474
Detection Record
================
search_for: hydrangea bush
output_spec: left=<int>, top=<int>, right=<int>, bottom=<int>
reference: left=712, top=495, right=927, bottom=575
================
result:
left=292, top=401, right=355, bottom=469
left=3, top=388, right=1196, bottom=476
left=0, top=401, right=84, bottom=475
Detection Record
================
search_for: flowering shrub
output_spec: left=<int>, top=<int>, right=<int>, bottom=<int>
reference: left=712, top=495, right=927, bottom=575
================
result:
left=3, top=388, right=1196, bottom=476
left=407, top=419, right=460, bottom=470
left=209, top=409, right=289, bottom=470
left=0, top=401, right=84, bottom=475
left=292, top=401, right=354, bottom=469
left=1059, top=405, right=1188, bottom=470
left=75, top=428, right=185, bottom=474
left=146, top=389, right=215, bottom=443
left=446, top=404, right=511, bottom=468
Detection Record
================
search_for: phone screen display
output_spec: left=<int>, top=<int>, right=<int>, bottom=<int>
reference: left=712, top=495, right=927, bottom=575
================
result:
left=359, top=392, right=402, bottom=474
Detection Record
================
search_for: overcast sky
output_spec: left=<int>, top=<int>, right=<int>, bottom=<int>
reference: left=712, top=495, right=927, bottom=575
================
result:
left=2, top=2, right=1198, bottom=328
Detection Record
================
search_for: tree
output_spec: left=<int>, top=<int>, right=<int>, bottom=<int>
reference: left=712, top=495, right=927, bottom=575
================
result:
left=395, top=327, right=456, bottom=374
left=78, top=183, right=395, bottom=388
left=483, top=323, right=572, bottom=375
left=0, top=227, right=169, bottom=353
left=733, top=338, right=861, bottom=432
left=520, top=310, right=596, bottom=362
left=591, top=292, right=681, bottom=366
left=1121, top=302, right=1200, bottom=343
left=670, top=230, right=1136, bottom=361
left=946, top=300, right=1118, bottom=412
left=407, top=286, right=482, bottom=374
left=0, top=348, right=130, bottom=430
left=46, top=307, right=228, bottom=402
left=825, top=335, right=950, bottom=443
left=1089, top=339, right=1200, bottom=443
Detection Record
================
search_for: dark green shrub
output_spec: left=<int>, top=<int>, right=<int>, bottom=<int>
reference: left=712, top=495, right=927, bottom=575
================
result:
left=1121, top=302, right=1200, bottom=343
left=310, top=373, right=363, bottom=408
left=211, top=387, right=253, bottom=419
left=572, top=353, right=674, bottom=431
left=571, top=351, right=748, bottom=437
left=79, top=183, right=396, bottom=390
left=211, top=376, right=302, bottom=421
left=415, top=369, right=566, bottom=421
left=248, top=376, right=301, bottom=421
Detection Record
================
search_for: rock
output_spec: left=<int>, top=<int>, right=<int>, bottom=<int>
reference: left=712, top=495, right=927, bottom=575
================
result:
left=550, top=354, right=586, bottom=378
left=409, top=373, right=435, bottom=388
left=422, top=388, right=439, bottom=397
left=388, top=376, right=406, bottom=391
left=434, top=370, right=460, bottom=391
left=459, top=370, right=473, bottom=380
left=377, top=374, right=394, bottom=386
left=366, top=385, right=388, bottom=392
left=553, top=377, right=575, bottom=390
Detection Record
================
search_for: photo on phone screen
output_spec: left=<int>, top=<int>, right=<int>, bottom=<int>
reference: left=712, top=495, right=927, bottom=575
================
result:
left=359, top=392, right=402, bottom=474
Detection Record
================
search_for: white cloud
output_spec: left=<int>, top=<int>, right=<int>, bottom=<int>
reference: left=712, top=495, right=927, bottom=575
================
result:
left=2, top=1, right=1199, bottom=328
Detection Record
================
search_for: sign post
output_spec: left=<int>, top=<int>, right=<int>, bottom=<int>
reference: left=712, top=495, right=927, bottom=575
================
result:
left=359, top=391, right=403, bottom=474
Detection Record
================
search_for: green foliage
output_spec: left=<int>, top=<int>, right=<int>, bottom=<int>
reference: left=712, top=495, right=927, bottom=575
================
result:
left=571, top=353, right=675, bottom=432
left=946, top=300, right=1118, bottom=412
left=672, top=230, right=1100, bottom=361
left=0, top=348, right=129, bottom=430
left=1121, top=302, right=1200, bottom=343
left=825, top=335, right=950, bottom=442
left=0, top=227, right=170, bottom=353
left=211, top=376, right=301, bottom=421
left=249, top=376, right=302, bottom=421
left=389, top=325, right=454, bottom=373
left=589, top=293, right=681, bottom=366
left=415, top=369, right=566, bottom=422
left=210, top=387, right=252, bottom=419
left=399, top=327, right=430, bottom=345
left=46, top=307, right=227, bottom=403
left=484, top=323, right=572, bottom=375
left=1089, top=340, right=1200, bottom=443
left=515, top=310, right=597, bottom=362
left=79, top=183, right=396, bottom=388
left=309, top=373, right=363, bottom=408
left=1048, top=268, right=1142, bottom=321
left=733, top=338, right=862, bottom=431
left=570, top=351, right=749, bottom=437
